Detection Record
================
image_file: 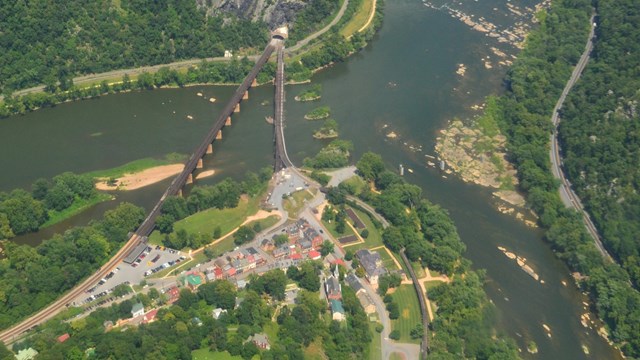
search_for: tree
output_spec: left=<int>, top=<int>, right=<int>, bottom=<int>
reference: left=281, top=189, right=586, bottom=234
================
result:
left=213, top=226, right=222, bottom=239
left=389, top=330, right=401, bottom=340
left=410, top=324, right=424, bottom=339
left=357, top=152, right=385, bottom=181
left=234, top=226, right=255, bottom=245
left=296, top=261, right=320, bottom=291
left=156, top=214, right=175, bottom=234
left=320, top=240, right=334, bottom=257
left=31, top=178, right=51, bottom=200
left=387, top=302, right=400, bottom=319
left=344, top=249, right=354, bottom=261
left=199, top=280, right=237, bottom=309
left=274, top=234, right=289, bottom=246
left=360, top=229, right=369, bottom=238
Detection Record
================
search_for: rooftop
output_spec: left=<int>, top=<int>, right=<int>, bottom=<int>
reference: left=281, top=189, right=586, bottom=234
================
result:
left=330, top=299, right=345, bottom=314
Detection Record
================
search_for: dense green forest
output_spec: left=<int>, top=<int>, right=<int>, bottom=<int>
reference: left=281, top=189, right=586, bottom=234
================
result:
left=0, top=173, right=100, bottom=238
left=0, top=0, right=267, bottom=94
left=481, top=0, right=640, bottom=356
left=0, top=203, right=145, bottom=330
left=559, top=0, right=640, bottom=286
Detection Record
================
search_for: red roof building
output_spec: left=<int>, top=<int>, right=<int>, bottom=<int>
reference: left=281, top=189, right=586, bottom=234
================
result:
left=214, top=267, right=224, bottom=280
left=308, top=250, right=321, bottom=260
left=142, top=309, right=159, bottom=324
left=290, top=253, right=303, bottom=261
left=57, top=333, right=70, bottom=343
left=166, top=287, right=180, bottom=304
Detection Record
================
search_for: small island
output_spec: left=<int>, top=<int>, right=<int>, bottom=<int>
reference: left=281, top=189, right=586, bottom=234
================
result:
left=305, top=105, right=331, bottom=120
left=295, top=84, right=322, bottom=102
left=313, top=119, right=339, bottom=139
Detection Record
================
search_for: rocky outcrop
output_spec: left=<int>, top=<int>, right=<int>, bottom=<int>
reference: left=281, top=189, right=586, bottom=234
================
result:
left=196, top=0, right=309, bottom=29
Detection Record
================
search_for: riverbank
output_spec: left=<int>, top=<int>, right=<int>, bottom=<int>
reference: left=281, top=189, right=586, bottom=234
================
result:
left=95, top=164, right=184, bottom=191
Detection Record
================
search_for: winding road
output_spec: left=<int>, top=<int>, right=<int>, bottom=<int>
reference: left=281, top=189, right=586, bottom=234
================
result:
left=549, top=14, right=613, bottom=262
left=4, top=0, right=350, bottom=100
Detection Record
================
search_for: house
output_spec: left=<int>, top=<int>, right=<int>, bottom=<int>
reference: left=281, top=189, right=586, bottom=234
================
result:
left=212, top=308, right=228, bottom=319
left=142, top=309, right=159, bottom=324
left=165, top=286, right=181, bottom=304
left=246, top=247, right=259, bottom=255
left=248, top=333, right=271, bottom=350
left=131, top=303, right=145, bottom=318
left=183, top=273, right=204, bottom=290
left=224, top=266, right=237, bottom=278
left=308, top=250, right=321, bottom=260
left=286, top=224, right=302, bottom=242
left=357, top=292, right=377, bottom=314
left=214, top=258, right=228, bottom=268
left=103, top=320, right=114, bottom=331
left=355, top=249, right=386, bottom=285
left=290, top=253, right=303, bottom=261
left=325, top=276, right=342, bottom=301
left=303, top=228, right=323, bottom=249
left=299, top=239, right=313, bottom=252
left=273, top=245, right=290, bottom=258
left=330, top=300, right=346, bottom=321
left=192, top=317, right=203, bottom=327
left=346, top=274, right=365, bottom=294
left=57, top=333, right=70, bottom=343
left=15, top=348, right=38, bottom=360
left=236, top=279, right=247, bottom=289
left=261, top=239, right=275, bottom=252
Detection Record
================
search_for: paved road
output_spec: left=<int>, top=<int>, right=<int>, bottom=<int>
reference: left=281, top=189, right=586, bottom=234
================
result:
left=548, top=14, right=613, bottom=262
left=286, top=0, right=350, bottom=54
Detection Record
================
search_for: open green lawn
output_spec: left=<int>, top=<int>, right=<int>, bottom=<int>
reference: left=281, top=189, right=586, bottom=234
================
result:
left=340, top=0, right=375, bottom=37
left=322, top=216, right=356, bottom=240
left=192, top=349, right=241, bottom=360
left=390, top=285, right=421, bottom=344
left=84, top=154, right=186, bottom=179
left=283, top=188, right=316, bottom=218
left=343, top=207, right=383, bottom=251
left=368, top=322, right=383, bottom=360
left=376, top=248, right=400, bottom=271
left=148, top=195, right=262, bottom=246
left=41, top=192, right=112, bottom=228
left=389, top=353, right=405, bottom=360
left=341, top=175, right=367, bottom=195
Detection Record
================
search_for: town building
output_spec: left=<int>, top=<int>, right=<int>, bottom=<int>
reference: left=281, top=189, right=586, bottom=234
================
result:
left=165, top=286, right=181, bottom=304
left=357, top=292, right=377, bottom=314
left=355, top=249, right=386, bottom=286
left=57, top=333, right=70, bottom=343
left=131, top=303, right=145, bottom=318
left=212, top=308, right=228, bottom=319
left=261, top=239, right=275, bottom=252
left=248, top=333, right=271, bottom=350
left=346, top=273, right=365, bottom=294
left=308, top=250, right=321, bottom=260
left=330, top=299, right=346, bottom=321
left=324, top=267, right=342, bottom=301
left=15, top=348, right=38, bottom=360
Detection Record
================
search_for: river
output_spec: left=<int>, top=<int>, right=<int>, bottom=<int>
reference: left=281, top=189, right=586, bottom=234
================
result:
left=0, top=0, right=621, bottom=358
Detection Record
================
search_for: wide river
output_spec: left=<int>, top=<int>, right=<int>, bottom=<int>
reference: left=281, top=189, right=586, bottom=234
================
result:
left=0, top=0, right=621, bottom=358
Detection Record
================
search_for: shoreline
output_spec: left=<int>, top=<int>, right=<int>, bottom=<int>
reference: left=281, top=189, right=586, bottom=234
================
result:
left=95, top=164, right=189, bottom=191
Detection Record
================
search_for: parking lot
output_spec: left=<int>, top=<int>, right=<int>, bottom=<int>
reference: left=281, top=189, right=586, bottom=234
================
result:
left=73, top=245, right=185, bottom=306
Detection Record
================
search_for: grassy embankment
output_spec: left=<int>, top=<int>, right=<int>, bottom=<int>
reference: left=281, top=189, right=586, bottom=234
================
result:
left=40, top=193, right=113, bottom=228
left=85, top=153, right=187, bottom=179
left=390, top=284, right=421, bottom=344
left=38, top=155, right=187, bottom=229
left=191, top=349, right=240, bottom=360
left=340, top=0, right=375, bottom=37
left=304, top=106, right=331, bottom=120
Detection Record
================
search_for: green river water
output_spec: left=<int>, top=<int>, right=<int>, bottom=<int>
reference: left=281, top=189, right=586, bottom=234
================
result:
left=0, top=0, right=622, bottom=358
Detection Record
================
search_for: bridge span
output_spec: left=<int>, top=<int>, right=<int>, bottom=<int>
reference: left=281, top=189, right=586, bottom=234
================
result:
left=274, top=45, right=293, bottom=172
left=0, top=39, right=282, bottom=345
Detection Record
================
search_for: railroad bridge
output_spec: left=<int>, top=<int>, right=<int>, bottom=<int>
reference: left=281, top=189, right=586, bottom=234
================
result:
left=0, top=36, right=291, bottom=344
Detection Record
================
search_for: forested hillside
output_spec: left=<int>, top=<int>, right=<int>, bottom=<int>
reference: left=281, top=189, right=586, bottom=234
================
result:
left=0, top=0, right=267, bottom=93
left=558, top=0, right=640, bottom=286
left=479, top=0, right=640, bottom=356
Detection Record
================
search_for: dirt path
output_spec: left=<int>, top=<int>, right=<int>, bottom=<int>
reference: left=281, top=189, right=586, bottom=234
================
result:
left=95, top=164, right=184, bottom=191
left=357, top=0, right=377, bottom=33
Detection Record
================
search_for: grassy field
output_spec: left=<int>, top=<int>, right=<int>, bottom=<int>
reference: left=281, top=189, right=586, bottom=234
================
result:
left=41, top=192, right=113, bottom=228
left=191, top=349, right=241, bottom=360
left=283, top=188, right=316, bottom=218
left=369, top=322, right=383, bottom=360
left=389, top=353, right=405, bottom=360
left=85, top=154, right=186, bottom=179
left=376, top=248, right=401, bottom=271
left=343, top=207, right=383, bottom=251
left=340, top=0, right=375, bottom=37
left=304, top=337, right=327, bottom=360
left=148, top=195, right=261, bottom=245
left=322, top=216, right=356, bottom=240
left=342, top=175, right=367, bottom=195
left=390, top=285, right=421, bottom=344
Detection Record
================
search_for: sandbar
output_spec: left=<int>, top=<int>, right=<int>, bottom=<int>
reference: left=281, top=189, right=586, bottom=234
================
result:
left=96, top=164, right=184, bottom=191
